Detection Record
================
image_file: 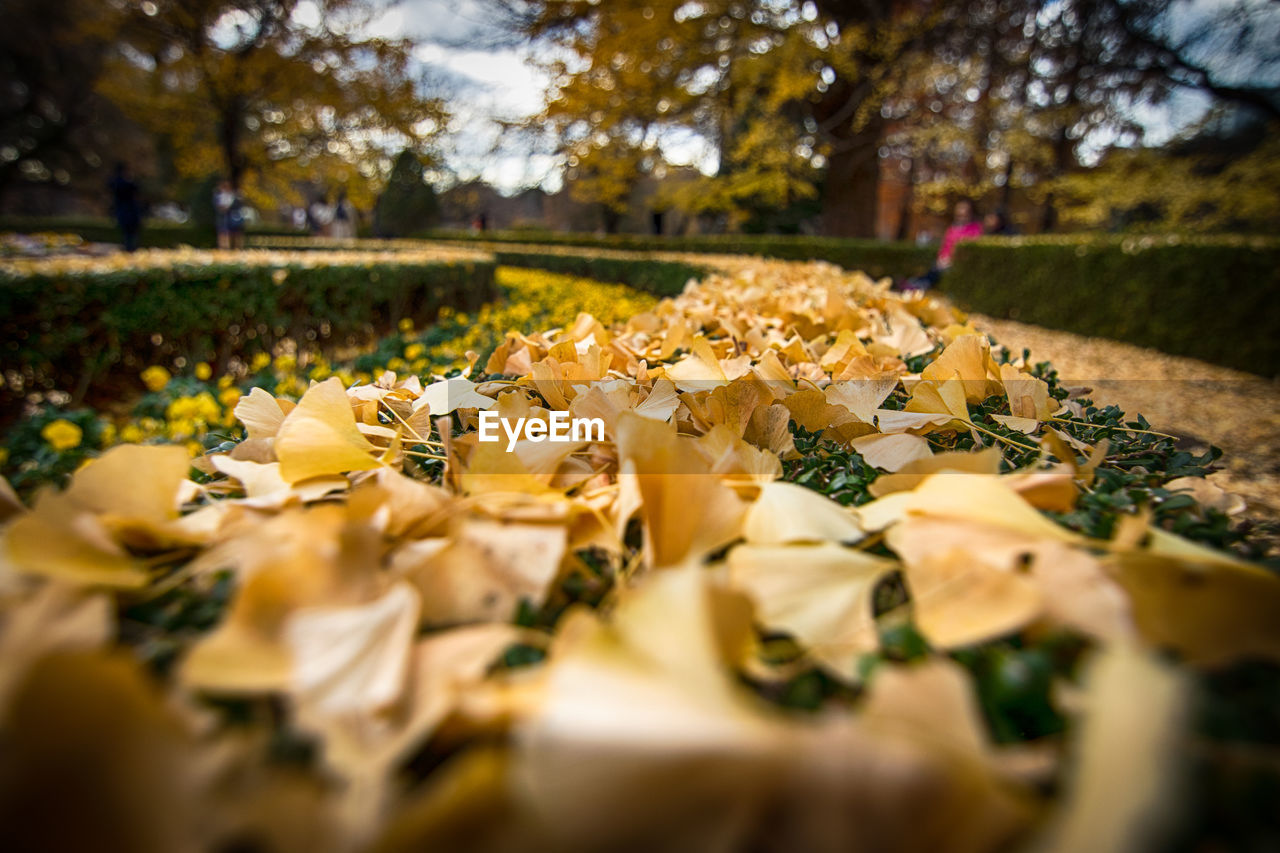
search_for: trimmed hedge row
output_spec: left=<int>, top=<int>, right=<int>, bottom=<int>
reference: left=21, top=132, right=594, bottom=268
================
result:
left=424, top=230, right=934, bottom=281
left=0, top=216, right=306, bottom=249
left=0, top=253, right=497, bottom=410
left=492, top=250, right=709, bottom=298
left=253, top=231, right=1277, bottom=375
left=244, top=237, right=710, bottom=299
left=945, top=236, right=1280, bottom=377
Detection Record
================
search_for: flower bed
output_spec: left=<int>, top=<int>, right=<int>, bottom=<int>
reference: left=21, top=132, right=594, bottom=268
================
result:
left=0, top=257, right=1276, bottom=850
left=1, top=267, right=652, bottom=495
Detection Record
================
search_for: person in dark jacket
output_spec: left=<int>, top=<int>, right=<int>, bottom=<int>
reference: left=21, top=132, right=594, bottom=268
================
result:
left=214, top=180, right=246, bottom=249
left=109, top=162, right=142, bottom=252
left=983, top=207, right=1017, bottom=236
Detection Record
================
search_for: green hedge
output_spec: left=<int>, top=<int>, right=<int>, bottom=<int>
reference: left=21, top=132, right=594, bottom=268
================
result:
left=425, top=230, right=934, bottom=281
left=493, top=250, right=709, bottom=298
left=0, top=254, right=497, bottom=410
left=0, top=216, right=305, bottom=249
left=945, top=236, right=1280, bottom=377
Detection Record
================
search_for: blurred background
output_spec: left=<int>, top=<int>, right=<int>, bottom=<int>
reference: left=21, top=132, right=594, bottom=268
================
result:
left=1, top=0, right=1277, bottom=239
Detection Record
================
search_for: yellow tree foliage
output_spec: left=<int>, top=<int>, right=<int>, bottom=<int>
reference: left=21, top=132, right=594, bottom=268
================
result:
left=97, top=0, right=447, bottom=211
left=520, top=0, right=950, bottom=236
left=1052, top=131, right=1280, bottom=233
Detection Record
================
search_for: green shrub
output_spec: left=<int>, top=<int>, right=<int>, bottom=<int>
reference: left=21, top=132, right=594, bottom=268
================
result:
left=0, top=253, right=497, bottom=411
left=492, top=250, right=708, bottom=298
left=945, top=235, right=1280, bottom=377
left=0, top=216, right=305, bottom=249
left=373, top=151, right=440, bottom=237
left=422, top=230, right=934, bottom=281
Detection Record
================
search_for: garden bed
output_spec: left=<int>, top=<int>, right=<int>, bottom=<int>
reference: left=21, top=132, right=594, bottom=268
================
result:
left=0, top=257, right=1276, bottom=850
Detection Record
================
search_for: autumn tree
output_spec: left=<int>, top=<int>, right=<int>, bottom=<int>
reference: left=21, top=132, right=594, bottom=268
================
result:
left=1053, top=112, right=1280, bottom=233
left=99, top=0, right=447, bottom=211
left=507, top=1, right=976, bottom=237
left=0, top=0, right=136, bottom=205
left=882, top=0, right=1280, bottom=231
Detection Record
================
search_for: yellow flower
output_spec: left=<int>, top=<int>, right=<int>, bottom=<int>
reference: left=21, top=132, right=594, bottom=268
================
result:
left=100, top=423, right=118, bottom=446
left=404, top=342, right=426, bottom=360
left=250, top=352, right=272, bottom=372
left=120, top=424, right=144, bottom=443
left=274, top=377, right=304, bottom=397
left=41, top=419, right=83, bottom=451
left=276, top=354, right=297, bottom=374
left=186, top=441, right=204, bottom=457
left=399, top=317, right=415, bottom=333
left=195, top=362, right=213, bottom=381
left=141, top=365, right=171, bottom=393
left=218, top=375, right=234, bottom=390
left=167, top=419, right=195, bottom=440
left=219, top=388, right=242, bottom=409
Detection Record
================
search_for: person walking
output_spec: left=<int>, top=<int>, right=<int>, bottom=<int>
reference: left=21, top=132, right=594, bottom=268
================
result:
left=214, top=180, right=246, bottom=250
left=330, top=190, right=356, bottom=239
left=109, top=163, right=143, bottom=252
left=902, top=198, right=985, bottom=292
left=983, top=207, right=1017, bottom=236
left=308, top=194, right=333, bottom=238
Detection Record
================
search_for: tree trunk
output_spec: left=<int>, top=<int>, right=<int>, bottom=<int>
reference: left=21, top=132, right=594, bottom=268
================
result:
left=601, top=205, right=621, bottom=234
left=1000, top=158, right=1014, bottom=209
left=1040, top=126, right=1073, bottom=232
left=1040, top=191, right=1058, bottom=233
left=895, top=156, right=915, bottom=241
left=820, top=116, right=883, bottom=238
left=220, top=103, right=244, bottom=189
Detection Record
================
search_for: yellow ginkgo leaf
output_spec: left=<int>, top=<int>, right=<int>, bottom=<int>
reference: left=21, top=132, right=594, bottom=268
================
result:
left=615, top=412, right=747, bottom=569
left=285, top=582, right=421, bottom=716
left=727, top=542, right=893, bottom=674
left=1039, top=646, right=1188, bottom=853
left=276, top=377, right=384, bottom=483
left=412, top=376, right=496, bottom=416
left=234, top=386, right=292, bottom=440
left=2, top=444, right=195, bottom=588
left=850, top=432, right=934, bottom=472
left=400, top=518, right=568, bottom=625
left=1108, top=548, right=1280, bottom=666
left=742, top=481, right=862, bottom=545
left=904, top=550, right=1043, bottom=649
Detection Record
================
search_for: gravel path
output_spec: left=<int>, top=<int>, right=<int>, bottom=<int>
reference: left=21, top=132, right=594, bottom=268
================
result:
left=969, top=314, right=1280, bottom=542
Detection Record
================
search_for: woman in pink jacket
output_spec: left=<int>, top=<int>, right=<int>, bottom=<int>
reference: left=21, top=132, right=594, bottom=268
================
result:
left=905, top=198, right=984, bottom=291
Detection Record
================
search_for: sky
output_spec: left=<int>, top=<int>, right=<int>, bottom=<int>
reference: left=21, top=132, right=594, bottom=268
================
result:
left=366, top=0, right=720, bottom=194
left=367, top=0, right=566, bottom=193
left=368, top=0, right=1272, bottom=195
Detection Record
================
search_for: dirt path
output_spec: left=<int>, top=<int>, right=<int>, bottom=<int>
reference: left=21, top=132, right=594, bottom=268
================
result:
left=969, top=314, right=1280, bottom=542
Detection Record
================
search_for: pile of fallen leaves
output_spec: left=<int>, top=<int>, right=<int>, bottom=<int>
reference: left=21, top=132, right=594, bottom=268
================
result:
left=1, top=259, right=1277, bottom=852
